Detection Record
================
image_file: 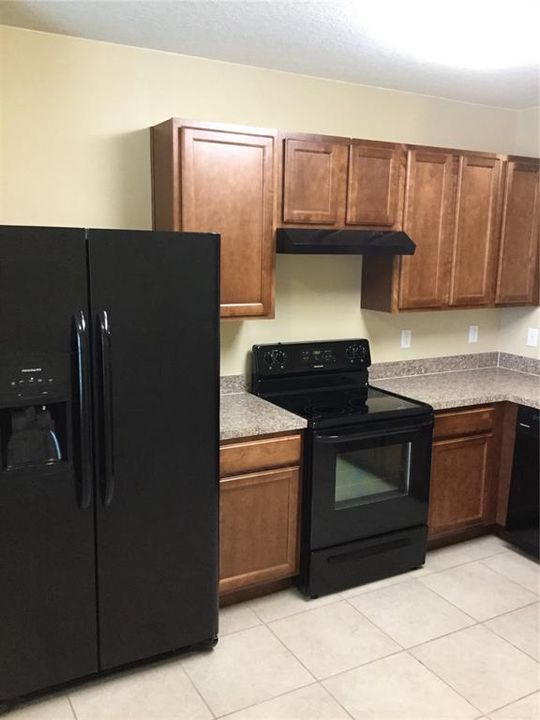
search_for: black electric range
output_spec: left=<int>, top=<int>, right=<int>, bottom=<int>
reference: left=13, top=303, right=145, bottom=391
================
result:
left=251, top=339, right=434, bottom=598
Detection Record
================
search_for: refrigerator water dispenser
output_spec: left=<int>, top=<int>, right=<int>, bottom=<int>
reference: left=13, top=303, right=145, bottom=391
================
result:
left=0, top=403, right=66, bottom=470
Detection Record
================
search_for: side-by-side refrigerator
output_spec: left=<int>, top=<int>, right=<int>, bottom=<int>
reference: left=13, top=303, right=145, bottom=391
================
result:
left=0, top=226, right=220, bottom=703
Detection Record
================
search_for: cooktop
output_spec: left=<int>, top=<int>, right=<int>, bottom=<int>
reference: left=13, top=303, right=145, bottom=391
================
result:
left=251, top=339, right=432, bottom=430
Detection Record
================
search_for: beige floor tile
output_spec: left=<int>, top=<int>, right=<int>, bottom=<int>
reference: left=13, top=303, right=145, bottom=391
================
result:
left=485, top=603, right=540, bottom=660
left=69, top=659, right=210, bottom=720
left=4, top=696, right=74, bottom=720
left=323, top=651, right=479, bottom=719
left=482, top=552, right=540, bottom=595
left=222, top=683, right=351, bottom=720
left=423, top=535, right=508, bottom=574
left=339, top=566, right=428, bottom=599
left=219, top=603, right=262, bottom=636
left=349, top=579, right=475, bottom=647
left=268, top=600, right=399, bottom=680
left=247, top=588, right=341, bottom=622
left=182, top=624, right=313, bottom=716
left=420, top=561, right=537, bottom=620
left=490, top=692, right=540, bottom=719
left=411, top=625, right=540, bottom=714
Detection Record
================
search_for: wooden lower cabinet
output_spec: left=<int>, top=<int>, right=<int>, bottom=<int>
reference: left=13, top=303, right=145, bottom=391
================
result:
left=428, top=406, right=499, bottom=540
left=219, top=433, right=302, bottom=597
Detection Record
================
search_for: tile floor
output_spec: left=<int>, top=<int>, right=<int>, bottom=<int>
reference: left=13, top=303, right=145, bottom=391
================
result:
left=5, top=535, right=540, bottom=720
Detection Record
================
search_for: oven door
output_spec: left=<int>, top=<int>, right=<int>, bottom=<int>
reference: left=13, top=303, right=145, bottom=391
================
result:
left=310, top=416, right=433, bottom=550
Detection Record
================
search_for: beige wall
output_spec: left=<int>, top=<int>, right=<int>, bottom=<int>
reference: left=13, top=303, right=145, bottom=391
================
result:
left=0, top=26, right=537, bottom=374
left=514, top=107, right=540, bottom=157
left=498, top=307, right=540, bottom=360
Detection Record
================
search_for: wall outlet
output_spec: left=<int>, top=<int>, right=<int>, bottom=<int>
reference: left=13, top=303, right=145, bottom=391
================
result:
left=400, top=329, right=412, bottom=349
left=468, top=325, right=479, bottom=343
left=527, top=327, right=539, bottom=347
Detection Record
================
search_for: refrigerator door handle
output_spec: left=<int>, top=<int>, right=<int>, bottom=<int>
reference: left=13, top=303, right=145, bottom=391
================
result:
left=98, top=310, right=115, bottom=507
left=74, top=311, right=92, bottom=510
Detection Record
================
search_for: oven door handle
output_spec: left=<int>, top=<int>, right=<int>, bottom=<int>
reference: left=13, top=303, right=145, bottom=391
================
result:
left=315, top=420, right=432, bottom=444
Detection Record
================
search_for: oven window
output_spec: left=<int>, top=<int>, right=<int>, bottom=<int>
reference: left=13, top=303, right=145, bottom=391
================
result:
left=334, top=442, right=411, bottom=509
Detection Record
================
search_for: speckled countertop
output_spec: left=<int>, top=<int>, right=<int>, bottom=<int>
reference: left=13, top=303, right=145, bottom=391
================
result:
left=219, top=353, right=539, bottom=440
left=373, top=367, right=540, bottom=411
left=220, top=392, right=306, bottom=442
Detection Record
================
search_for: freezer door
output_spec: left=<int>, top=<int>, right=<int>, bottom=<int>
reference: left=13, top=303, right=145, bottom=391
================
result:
left=0, top=226, right=98, bottom=701
left=88, top=229, right=220, bottom=670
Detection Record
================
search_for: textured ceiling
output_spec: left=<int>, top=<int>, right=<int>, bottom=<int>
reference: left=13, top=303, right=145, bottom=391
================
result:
left=1, top=0, right=539, bottom=109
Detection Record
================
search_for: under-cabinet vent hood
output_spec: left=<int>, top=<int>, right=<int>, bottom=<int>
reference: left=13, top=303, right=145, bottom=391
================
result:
left=276, top=228, right=416, bottom=255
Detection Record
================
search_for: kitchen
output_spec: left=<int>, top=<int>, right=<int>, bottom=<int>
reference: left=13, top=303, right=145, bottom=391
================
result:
left=0, top=2, right=539, bottom=719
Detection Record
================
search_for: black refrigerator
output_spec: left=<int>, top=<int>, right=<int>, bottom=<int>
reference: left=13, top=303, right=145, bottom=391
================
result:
left=0, top=225, right=220, bottom=703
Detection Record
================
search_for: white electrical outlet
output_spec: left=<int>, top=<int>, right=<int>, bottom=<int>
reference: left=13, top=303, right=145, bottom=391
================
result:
left=527, top=327, right=539, bottom=347
left=468, top=325, right=479, bottom=343
left=400, top=329, right=412, bottom=349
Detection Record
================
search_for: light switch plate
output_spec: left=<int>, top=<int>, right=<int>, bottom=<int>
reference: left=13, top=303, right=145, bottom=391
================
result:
left=468, top=325, right=479, bottom=343
left=527, top=327, right=539, bottom=347
left=401, top=329, right=412, bottom=349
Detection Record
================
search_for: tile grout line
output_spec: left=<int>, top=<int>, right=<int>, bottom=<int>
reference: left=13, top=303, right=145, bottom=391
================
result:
left=476, top=555, right=540, bottom=595
left=66, top=695, right=78, bottom=720
left=213, top=540, right=536, bottom=718
left=214, top=681, right=356, bottom=720
left=247, top=595, right=345, bottom=625
left=262, top=594, right=407, bottom=682
left=405, top=597, right=540, bottom=655
left=258, top=604, right=359, bottom=720
left=485, top=688, right=540, bottom=717
left=339, top=547, right=510, bottom=603
left=414, top=576, right=537, bottom=631
left=403, top=645, right=487, bottom=717
left=481, top=604, right=540, bottom=662
left=262, top=619, right=319, bottom=683
left=180, top=663, right=217, bottom=719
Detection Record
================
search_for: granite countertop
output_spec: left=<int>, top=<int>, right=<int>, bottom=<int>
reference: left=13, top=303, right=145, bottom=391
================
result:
left=219, top=354, right=539, bottom=440
left=373, top=367, right=540, bottom=411
left=220, top=392, right=307, bottom=442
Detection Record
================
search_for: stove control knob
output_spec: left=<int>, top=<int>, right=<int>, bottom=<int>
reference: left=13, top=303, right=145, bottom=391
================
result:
left=274, top=350, right=287, bottom=365
left=345, top=344, right=360, bottom=360
left=263, top=351, right=274, bottom=366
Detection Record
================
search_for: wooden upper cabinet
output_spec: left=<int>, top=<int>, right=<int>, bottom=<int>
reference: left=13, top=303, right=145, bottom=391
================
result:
left=496, top=158, right=540, bottom=305
left=449, top=155, right=502, bottom=307
left=151, top=119, right=276, bottom=319
left=346, top=142, right=404, bottom=228
left=398, top=149, right=456, bottom=310
left=281, top=136, right=348, bottom=225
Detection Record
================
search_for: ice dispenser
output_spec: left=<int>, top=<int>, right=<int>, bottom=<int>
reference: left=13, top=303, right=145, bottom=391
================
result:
left=5, top=405, right=62, bottom=469
left=0, top=353, right=69, bottom=471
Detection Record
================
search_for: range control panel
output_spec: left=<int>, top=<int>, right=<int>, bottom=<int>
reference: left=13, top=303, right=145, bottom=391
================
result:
left=252, top=339, right=371, bottom=376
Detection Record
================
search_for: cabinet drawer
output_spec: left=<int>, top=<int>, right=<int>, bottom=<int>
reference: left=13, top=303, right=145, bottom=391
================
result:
left=220, top=433, right=302, bottom=477
left=434, top=407, right=495, bottom=440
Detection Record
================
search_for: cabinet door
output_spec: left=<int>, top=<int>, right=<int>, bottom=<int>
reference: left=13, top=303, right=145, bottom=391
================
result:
left=449, top=155, right=502, bottom=307
left=181, top=127, right=275, bottom=318
left=282, top=138, right=348, bottom=225
left=496, top=159, right=540, bottom=305
left=219, top=467, right=300, bottom=594
left=346, top=142, right=403, bottom=227
left=429, top=434, right=494, bottom=537
left=398, top=150, right=456, bottom=309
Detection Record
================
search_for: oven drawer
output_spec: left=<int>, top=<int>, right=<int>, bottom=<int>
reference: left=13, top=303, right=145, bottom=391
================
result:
left=434, top=407, right=495, bottom=440
left=303, top=525, right=428, bottom=598
left=220, top=433, right=302, bottom=477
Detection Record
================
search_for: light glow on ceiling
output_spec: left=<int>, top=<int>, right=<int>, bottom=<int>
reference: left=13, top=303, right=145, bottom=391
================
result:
left=349, top=0, right=540, bottom=70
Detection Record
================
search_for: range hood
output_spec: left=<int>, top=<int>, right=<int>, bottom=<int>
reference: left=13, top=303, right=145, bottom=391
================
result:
left=276, top=228, right=415, bottom=255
